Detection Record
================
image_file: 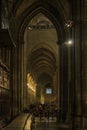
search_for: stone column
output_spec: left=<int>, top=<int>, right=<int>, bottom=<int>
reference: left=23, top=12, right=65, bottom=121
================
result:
left=72, top=0, right=87, bottom=128
left=11, top=43, right=27, bottom=118
left=23, top=42, right=27, bottom=109
left=10, top=47, right=18, bottom=118
left=59, top=43, right=68, bottom=122
left=82, top=0, right=87, bottom=128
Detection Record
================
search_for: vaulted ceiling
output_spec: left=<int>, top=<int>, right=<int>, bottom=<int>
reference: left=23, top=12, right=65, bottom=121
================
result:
left=1, top=0, right=72, bottom=89
left=24, top=13, right=58, bottom=85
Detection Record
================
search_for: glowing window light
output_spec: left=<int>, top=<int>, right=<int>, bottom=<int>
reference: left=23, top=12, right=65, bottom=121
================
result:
left=27, top=73, right=36, bottom=92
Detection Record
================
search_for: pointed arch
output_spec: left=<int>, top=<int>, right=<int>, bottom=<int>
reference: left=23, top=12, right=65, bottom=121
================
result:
left=17, top=1, right=66, bottom=44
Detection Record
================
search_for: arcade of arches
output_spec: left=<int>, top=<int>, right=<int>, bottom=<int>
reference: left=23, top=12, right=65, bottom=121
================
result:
left=0, top=0, right=87, bottom=129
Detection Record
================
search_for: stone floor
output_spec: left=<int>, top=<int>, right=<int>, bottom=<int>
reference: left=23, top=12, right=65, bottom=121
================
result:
left=29, top=117, right=70, bottom=130
left=4, top=114, right=86, bottom=130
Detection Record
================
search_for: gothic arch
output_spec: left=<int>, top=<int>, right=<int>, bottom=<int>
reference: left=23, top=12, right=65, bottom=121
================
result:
left=15, top=1, right=66, bottom=44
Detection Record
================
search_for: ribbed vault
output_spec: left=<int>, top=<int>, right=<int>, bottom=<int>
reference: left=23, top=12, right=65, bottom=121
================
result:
left=28, top=46, right=56, bottom=83
left=0, top=0, right=74, bottom=106
left=24, top=12, right=58, bottom=101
